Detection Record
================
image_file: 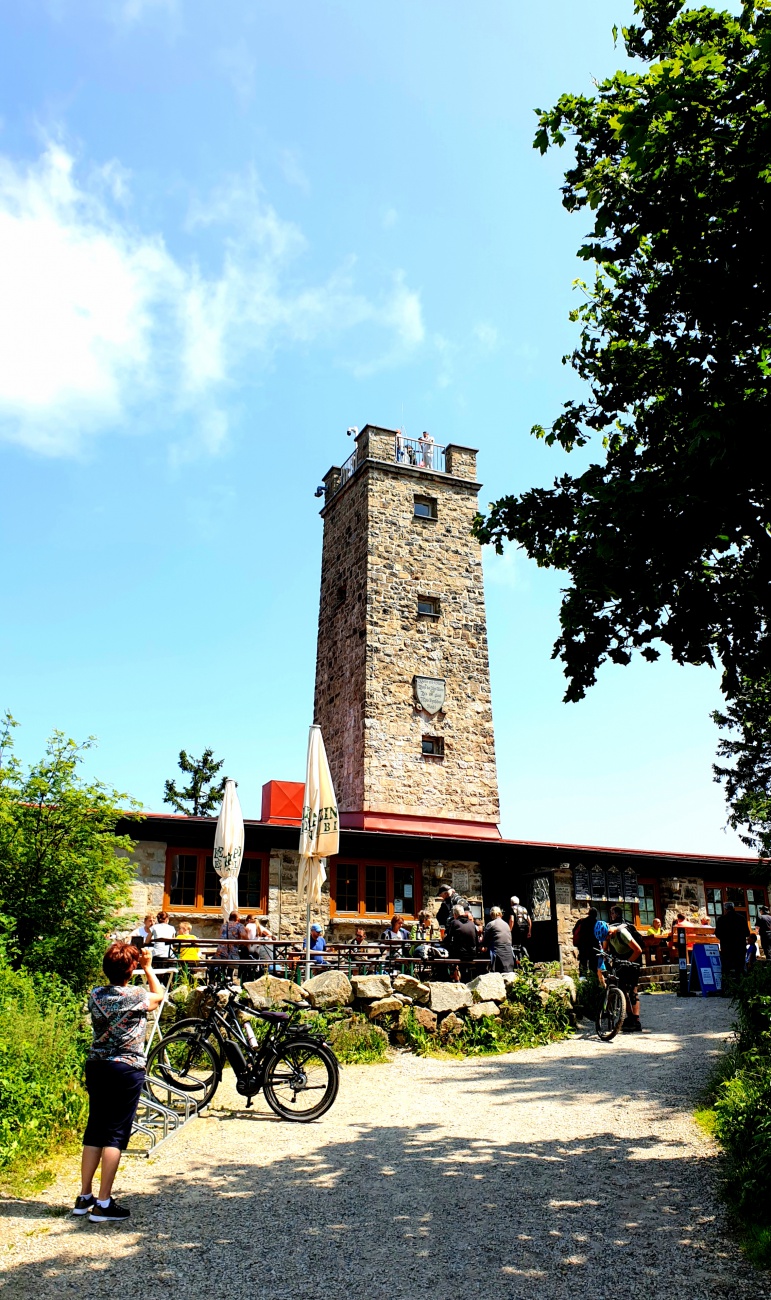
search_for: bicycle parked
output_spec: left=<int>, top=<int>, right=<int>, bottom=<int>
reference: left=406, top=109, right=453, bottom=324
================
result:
left=146, top=976, right=340, bottom=1121
left=594, top=949, right=640, bottom=1041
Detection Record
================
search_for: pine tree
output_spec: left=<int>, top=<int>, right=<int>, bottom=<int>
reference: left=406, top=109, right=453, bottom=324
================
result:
left=163, top=748, right=227, bottom=817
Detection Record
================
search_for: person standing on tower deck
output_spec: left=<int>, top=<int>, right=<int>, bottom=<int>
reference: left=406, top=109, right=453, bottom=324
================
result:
left=419, top=430, right=434, bottom=468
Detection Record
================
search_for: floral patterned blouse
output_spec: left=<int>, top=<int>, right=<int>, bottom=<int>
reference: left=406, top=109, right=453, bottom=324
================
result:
left=88, top=984, right=151, bottom=1069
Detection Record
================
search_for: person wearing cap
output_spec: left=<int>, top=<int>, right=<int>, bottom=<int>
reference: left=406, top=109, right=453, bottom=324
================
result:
left=434, top=884, right=469, bottom=934
left=303, top=922, right=330, bottom=970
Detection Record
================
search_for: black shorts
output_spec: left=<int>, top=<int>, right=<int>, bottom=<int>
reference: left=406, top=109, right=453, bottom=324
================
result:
left=616, top=961, right=641, bottom=992
left=83, top=1059, right=145, bottom=1151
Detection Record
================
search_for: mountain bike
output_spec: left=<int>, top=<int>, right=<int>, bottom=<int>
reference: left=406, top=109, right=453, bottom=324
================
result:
left=145, top=978, right=340, bottom=1121
left=594, top=951, right=635, bottom=1041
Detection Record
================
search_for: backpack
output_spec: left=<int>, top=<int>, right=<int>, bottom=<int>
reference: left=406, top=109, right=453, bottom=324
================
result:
left=572, top=919, right=584, bottom=948
left=609, top=922, right=643, bottom=960
left=510, top=904, right=530, bottom=941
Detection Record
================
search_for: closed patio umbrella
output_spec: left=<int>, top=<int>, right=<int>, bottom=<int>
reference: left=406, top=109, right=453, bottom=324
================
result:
left=214, top=779, right=245, bottom=920
left=299, top=725, right=339, bottom=982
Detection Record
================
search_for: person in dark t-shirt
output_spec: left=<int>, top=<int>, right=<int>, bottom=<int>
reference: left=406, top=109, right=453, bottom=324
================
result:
left=715, top=902, right=750, bottom=984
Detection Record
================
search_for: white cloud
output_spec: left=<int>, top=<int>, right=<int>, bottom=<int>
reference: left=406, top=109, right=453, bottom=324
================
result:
left=279, top=149, right=310, bottom=194
left=474, top=321, right=498, bottom=351
left=382, top=207, right=398, bottom=230
left=0, top=143, right=426, bottom=458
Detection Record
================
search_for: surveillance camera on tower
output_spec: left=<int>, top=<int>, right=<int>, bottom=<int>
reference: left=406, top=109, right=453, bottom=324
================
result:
left=346, top=426, right=359, bottom=438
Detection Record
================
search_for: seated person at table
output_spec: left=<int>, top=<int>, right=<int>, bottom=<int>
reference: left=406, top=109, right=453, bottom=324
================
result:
left=177, top=921, right=200, bottom=963
left=380, top=914, right=410, bottom=960
left=347, top=927, right=374, bottom=972
left=303, top=922, right=330, bottom=970
left=445, top=904, right=478, bottom=982
left=485, top=905, right=516, bottom=972
left=149, top=912, right=176, bottom=965
left=648, top=918, right=663, bottom=936
left=215, top=911, right=246, bottom=963
left=410, top=910, right=447, bottom=960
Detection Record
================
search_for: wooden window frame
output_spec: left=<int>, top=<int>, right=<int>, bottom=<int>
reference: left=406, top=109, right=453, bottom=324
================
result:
left=636, top=876, right=661, bottom=929
left=704, top=881, right=768, bottom=923
left=164, top=847, right=269, bottom=915
left=413, top=495, right=438, bottom=520
left=328, top=858, right=422, bottom=921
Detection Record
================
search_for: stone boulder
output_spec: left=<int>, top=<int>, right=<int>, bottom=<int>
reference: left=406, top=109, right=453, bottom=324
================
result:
left=439, top=1011, right=465, bottom=1039
left=427, top=982, right=472, bottom=1014
left=540, top=976, right=576, bottom=1004
left=243, top=975, right=305, bottom=1005
left=368, top=996, right=403, bottom=1019
left=300, top=971, right=353, bottom=1008
left=468, top=1000, right=500, bottom=1020
left=393, top=974, right=429, bottom=1002
left=351, top=974, right=392, bottom=1001
left=468, top=972, right=507, bottom=1003
left=400, top=1005, right=437, bottom=1033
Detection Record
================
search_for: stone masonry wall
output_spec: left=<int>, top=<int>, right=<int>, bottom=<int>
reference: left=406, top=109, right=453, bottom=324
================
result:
left=314, top=459, right=369, bottom=813
left=117, top=840, right=166, bottom=922
left=363, top=460, right=499, bottom=821
left=316, top=431, right=499, bottom=825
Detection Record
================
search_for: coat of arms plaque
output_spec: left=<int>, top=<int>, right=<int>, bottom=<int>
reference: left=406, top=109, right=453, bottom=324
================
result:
left=414, top=675, right=446, bottom=715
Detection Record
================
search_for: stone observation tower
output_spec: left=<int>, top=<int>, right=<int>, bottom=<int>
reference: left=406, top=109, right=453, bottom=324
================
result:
left=314, top=425, right=500, bottom=839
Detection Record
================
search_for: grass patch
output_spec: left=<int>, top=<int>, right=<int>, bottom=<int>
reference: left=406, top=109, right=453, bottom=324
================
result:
left=693, top=1106, right=717, bottom=1137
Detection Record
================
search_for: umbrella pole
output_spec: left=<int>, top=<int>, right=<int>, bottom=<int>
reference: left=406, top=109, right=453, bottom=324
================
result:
left=304, top=897, right=312, bottom=985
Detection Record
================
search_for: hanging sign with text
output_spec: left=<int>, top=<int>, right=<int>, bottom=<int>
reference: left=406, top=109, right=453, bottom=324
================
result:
left=573, top=863, right=591, bottom=901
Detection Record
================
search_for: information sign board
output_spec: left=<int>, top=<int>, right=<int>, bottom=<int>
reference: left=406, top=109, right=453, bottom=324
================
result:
left=573, top=863, right=590, bottom=901
left=606, top=865, right=623, bottom=901
left=622, top=867, right=638, bottom=903
left=589, top=864, right=606, bottom=901
left=689, top=943, right=722, bottom=997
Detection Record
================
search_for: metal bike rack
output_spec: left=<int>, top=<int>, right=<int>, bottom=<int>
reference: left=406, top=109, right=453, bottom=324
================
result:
left=126, top=1077, right=204, bottom=1157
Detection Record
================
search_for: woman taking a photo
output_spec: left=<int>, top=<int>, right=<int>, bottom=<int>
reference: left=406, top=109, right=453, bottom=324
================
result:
left=72, top=940, right=164, bottom=1223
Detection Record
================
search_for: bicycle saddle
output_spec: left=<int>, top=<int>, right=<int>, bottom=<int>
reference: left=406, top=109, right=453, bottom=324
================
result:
left=257, top=1009, right=290, bottom=1024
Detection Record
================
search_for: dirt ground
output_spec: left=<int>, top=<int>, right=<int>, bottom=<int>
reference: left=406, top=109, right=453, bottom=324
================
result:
left=1, top=994, right=767, bottom=1300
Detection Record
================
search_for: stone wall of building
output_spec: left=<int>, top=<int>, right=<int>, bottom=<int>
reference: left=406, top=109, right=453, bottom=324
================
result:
left=315, top=428, right=499, bottom=826
left=117, top=840, right=167, bottom=921
left=314, top=458, right=369, bottom=814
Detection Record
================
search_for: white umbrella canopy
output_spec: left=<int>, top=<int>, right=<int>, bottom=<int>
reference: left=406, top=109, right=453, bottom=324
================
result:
left=299, top=726, right=339, bottom=978
left=213, top=779, right=245, bottom=920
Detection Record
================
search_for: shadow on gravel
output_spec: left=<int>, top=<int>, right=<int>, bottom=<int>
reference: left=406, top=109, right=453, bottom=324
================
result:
left=0, top=1123, right=763, bottom=1300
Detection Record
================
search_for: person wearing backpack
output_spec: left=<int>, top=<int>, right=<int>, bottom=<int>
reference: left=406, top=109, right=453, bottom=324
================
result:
left=607, top=907, right=644, bottom=1032
left=507, top=896, right=532, bottom=954
left=572, top=907, right=599, bottom=974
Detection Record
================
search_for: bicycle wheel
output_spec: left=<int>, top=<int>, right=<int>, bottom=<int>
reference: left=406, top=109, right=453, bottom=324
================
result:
left=596, top=986, right=625, bottom=1041
left=263, top=1040, right=340, bottom=1122
left=146, top=1028, right=221, bottom=1108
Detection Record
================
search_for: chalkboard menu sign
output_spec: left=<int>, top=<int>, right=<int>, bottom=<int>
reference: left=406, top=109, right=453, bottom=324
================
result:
left=623, top=867, right=638, bottom=902
left=573, top=863, right=590, bottom=901
left=590, top=864, right=607, bottom=901
left=606, top=865, right=623, bottom=901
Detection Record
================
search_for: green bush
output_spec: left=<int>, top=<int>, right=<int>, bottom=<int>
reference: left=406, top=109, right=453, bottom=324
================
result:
left=706, top=965, right=771, bottom=1266
left=327, top=1018, right=390, bottom=1063
left=0, top=964, right=89, bottom=1173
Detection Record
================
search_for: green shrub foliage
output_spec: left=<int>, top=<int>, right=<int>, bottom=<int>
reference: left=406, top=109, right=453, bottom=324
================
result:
left=0, top=963, right=89, bottom=1171
left=709, top=965, right=771, bottom=1264
left=0, top=712, right=139, bottom=993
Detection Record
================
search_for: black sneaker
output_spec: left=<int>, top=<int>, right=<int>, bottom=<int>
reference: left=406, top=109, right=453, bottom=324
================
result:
left=622, top=1017, right=643, bottom=1033
left=72, top=1194, right=95, bottom=1216
left=89, top=1199, right=130, bottom=1223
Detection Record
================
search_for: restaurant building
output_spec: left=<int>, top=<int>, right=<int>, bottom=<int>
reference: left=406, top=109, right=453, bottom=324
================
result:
left=120, top=427, right=766, bottom=960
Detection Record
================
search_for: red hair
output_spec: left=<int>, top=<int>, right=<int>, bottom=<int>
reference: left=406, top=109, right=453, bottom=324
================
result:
left=103, top=941, right=140, bottom=985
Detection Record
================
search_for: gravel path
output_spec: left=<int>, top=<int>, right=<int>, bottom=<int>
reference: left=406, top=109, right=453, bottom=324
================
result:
left=1, top=995, right=767, bottom=1299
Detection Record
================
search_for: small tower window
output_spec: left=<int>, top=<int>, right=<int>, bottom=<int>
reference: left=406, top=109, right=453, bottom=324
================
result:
left=414, top=495, right=437, bottom=519
left=417, top=596, right=440, bottom=618
left=422, top=736, right=444, bottom=757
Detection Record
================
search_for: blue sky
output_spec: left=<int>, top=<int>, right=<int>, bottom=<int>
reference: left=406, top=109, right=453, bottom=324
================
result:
left=0, top=0, right=746, bottom=856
